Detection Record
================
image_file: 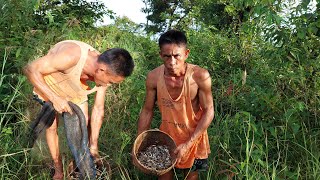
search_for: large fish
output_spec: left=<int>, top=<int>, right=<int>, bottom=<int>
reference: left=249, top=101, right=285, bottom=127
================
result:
left=28, top=101, right=96, bottom=179
left=28, top=101, right=56, bottom=148
left=63, top=102, right=96, bottom=179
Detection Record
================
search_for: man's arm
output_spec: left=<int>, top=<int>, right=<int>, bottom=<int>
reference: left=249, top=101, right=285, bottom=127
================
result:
left=174, top=68, right=214, bottom=162
left=137, top=72, right=157, bottom=135
left=91, top=86, right=107, bottom=123
left=188, top=68, right=214, bottom=143
left=23, top=45, right=80, bottom=114
left=89, top=86, right=108, bottom=155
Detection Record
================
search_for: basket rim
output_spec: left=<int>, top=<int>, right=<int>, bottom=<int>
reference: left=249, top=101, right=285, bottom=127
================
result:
left=132, top=129, right=177, bottom=174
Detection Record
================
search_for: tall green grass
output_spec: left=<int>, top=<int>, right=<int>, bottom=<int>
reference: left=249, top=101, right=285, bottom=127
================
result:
left=0, top=24, right=319, bottom=179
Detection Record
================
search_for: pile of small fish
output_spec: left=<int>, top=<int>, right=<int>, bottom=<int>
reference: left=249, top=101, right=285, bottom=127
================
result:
left=137, top=145, right=172, bottom=170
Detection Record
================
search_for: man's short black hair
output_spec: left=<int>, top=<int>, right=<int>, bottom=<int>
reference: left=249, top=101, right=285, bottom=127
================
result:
left=98, top=48, right=134, bottom=77
left=158, top=29, right=187, bottom=48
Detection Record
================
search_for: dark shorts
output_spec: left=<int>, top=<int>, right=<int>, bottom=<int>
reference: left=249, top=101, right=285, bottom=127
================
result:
left=176, top=159, right=209, bottom=172
left=191, top=159, right=209, bottom=172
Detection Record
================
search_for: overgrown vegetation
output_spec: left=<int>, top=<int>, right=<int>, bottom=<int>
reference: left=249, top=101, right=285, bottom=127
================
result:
left=0, top=0, right=319, bottom=179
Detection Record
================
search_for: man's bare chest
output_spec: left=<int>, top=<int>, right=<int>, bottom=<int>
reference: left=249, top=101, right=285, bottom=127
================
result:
left=164, top=77, right=198, bottom=100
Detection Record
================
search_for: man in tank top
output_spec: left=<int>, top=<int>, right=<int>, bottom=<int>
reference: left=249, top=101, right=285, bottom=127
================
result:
left=137, top=30, right=214, bottom=180
left=24, top=40, right=134, bottom=179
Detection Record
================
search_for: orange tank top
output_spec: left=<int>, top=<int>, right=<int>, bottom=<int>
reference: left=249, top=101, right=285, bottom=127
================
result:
left=157, top=63, right=210, bottom=169
left=34, top=40, right=98, bottom=105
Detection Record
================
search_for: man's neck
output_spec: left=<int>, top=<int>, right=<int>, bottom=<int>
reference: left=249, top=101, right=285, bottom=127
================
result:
left=81, top=53, right=98, bottom=81
left=164, top=63, right=187, bottom=77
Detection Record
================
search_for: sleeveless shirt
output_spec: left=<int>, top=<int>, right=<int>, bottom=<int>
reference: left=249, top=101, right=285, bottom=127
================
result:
left=33, top=40, right=98, bottom=105
left=157, top=63, right=211, bottom=169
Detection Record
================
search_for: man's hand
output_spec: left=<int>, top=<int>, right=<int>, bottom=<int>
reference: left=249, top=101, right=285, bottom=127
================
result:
left=174, top=141, right=192, bottom=164
left=51, top=96, right=72, bottom=114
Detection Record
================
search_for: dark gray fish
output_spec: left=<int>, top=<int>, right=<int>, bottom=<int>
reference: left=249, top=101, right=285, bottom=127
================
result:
left=28, top=101, right=56, bottom=148
left=63, top=102, right=96, bottom=180
left=137, top=145, right=172, bottom=171
left=27, top=101, right=96, bottom=179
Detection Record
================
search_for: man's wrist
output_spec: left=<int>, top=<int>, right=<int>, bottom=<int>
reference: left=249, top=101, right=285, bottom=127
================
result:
left=186, top=138, right=195, bottom=148
left=48, top=95, right=58, bottom=103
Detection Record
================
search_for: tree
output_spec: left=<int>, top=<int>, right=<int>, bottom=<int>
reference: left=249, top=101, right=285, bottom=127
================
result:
left=141, top=0, right=254, bottom=33
left=33, top=0, right=111, bottom=30
left=142, top=0, right=195, bottom=33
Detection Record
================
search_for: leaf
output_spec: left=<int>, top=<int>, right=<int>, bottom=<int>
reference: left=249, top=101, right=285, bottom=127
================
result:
left=15, top=48, right=21, bottom=58
left=289, top=51, right=298, bottom=60
left=297, top=30, right=306, bottom=39
left=225, top=5, right=236, bottom=15
left=257, top=159, right=266, bottom=167
left=273, top=14, right=282, bottom=25
left=316, top=19, right=320, bottom=28
left=291, top=123, right=300, bottom=135
left=301, top=0, right=311, bottom=9
left=307, top=26, right=318, bottom=35
left=240, top=162, right=246, bottom=170
left=268, top=127, right=277, bottom=138
left=296, top=102, right=305, bottom=111
left=250, top=121, right=257, bottom=132
left=1, top=127, right=12, bottom=135
left=267, top=13, right=273, bottom=24
left=254, top=5, right=262, bottom=15
left=284, top=109, right=295, bottom=119
left=46, top=12, right=54, bottom=24
left=33, top=0, right=41, bottom=10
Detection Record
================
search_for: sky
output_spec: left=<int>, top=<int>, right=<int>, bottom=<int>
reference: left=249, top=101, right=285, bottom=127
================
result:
left=95, top=0, right=147, bottom=25
left=93, top=0, right=317, bottom=25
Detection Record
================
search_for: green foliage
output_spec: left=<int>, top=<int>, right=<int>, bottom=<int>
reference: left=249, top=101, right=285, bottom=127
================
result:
left=143, top=0, right=197, bottom=33
left=142, top=0, right=257, bottom=33
left=0, top=0, right=320, bottom=179
left=33, top=0, right=111, bottom=30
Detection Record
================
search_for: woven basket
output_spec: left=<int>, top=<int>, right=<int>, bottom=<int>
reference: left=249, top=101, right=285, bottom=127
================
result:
left=132, top=129, right=177, bottom=176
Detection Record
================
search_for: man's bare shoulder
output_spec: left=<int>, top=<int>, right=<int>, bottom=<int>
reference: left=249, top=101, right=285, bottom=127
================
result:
left=192, top=66, right=211, bottom=84
left=24, top=42, right=82, bottom=74
left=48, top=41, right=81, bottom=57
left=146, top=66, right=163, bottom=88
left=43, top=42, right=82, bottom=70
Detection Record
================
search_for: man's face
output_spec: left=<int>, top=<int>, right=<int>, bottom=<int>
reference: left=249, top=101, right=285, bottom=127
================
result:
left=94, top=64, right=125, bottom=87
left=159, top=43, right=189, bottom=76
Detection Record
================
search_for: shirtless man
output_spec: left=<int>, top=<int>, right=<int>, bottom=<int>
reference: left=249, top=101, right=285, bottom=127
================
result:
left=137, top=30, right=214, bottom=180
left=24, top=40, right=134, bottom=179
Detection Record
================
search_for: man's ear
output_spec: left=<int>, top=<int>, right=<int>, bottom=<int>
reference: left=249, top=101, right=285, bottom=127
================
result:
left=185, top=49, right=190, bottom=57
left=98, top=63, right=108, bottom=73
left=185, top=49, right=190, bottom=55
